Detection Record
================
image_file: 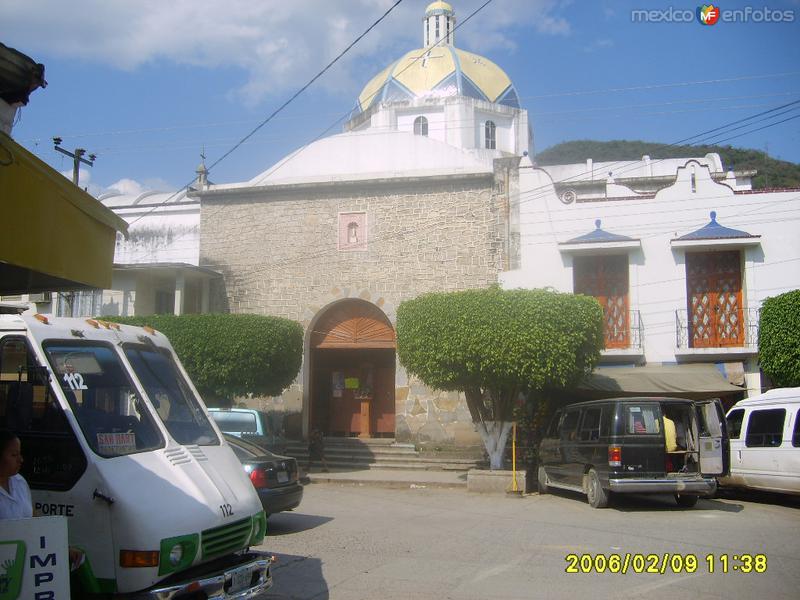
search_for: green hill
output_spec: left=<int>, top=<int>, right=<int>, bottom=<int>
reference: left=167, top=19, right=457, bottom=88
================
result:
left=535, top=140, right=800, bottom=189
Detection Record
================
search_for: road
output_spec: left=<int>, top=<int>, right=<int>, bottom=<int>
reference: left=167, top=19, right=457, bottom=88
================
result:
left=256, top=483, right=800, bottom=600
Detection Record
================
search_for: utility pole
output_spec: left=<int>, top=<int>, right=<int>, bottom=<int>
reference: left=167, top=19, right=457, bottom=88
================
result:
left=52, top=136, right=96, bottom=186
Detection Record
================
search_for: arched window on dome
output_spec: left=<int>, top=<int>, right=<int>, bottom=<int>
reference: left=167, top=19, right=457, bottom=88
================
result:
left=446, top=17, right=451, bottom=44
left=485, top=120, right=497, bottom=150
left=414, top=116, right=429, bottom=137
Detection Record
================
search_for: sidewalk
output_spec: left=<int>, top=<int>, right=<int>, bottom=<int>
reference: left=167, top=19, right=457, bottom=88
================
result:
left=303, top=467, right=468, bottom=489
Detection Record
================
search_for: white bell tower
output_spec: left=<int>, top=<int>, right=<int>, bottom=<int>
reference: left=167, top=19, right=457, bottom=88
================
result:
left=423, top=2, right=456, bottom=48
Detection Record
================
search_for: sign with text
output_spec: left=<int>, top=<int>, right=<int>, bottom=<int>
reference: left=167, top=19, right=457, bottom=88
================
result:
left=0, top=516, right=70, bottom=599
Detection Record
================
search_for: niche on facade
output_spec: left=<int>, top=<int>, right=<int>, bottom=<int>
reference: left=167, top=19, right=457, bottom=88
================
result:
left=338, top=212, right=367, bottom=251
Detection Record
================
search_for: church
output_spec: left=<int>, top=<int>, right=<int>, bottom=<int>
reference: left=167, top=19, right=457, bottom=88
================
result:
left=33, top=2, right=798, bottom=444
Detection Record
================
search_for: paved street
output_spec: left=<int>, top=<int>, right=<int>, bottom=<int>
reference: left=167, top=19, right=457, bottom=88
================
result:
left=256, top=483, right=799, bottom=600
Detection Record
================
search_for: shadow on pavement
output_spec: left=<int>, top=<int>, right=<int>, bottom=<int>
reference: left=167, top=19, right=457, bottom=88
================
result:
left=267, top=512, right=333, bottom=536
left=715, top=487, right=800, bottom=509
left=262, top=553, right=327, bottom=600
left=543, top=487, right=744, bottom=512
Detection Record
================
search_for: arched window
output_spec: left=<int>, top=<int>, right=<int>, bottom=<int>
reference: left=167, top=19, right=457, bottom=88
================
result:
left=485, top=120, right=496, bottom=150
left=414, top=116, right=428, bottom=137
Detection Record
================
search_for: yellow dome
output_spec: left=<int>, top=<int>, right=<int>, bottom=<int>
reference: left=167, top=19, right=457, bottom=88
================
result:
left=425, top=1, right=454, bottom=15
left=356, top=46, right=519, bottom=114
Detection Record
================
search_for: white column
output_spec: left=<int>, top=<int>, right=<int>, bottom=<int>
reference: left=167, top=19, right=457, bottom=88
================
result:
left=174, top=271, right=185, bottom=316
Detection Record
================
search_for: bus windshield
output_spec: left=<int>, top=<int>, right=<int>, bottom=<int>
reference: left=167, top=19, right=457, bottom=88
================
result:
left=43, top=342, right=164, bottom=457
left=124, top=343, right=219, bottom=446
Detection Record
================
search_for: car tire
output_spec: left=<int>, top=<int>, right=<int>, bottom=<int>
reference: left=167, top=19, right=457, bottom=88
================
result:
left=585, top=468, right=609, bottom=509
left=675, top=494, right=699, bottom=508
left=537, top=465, right=549, bottom=494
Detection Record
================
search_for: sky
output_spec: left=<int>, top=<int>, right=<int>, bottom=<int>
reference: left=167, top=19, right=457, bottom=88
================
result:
left=2, top=0, right=799, bottom=197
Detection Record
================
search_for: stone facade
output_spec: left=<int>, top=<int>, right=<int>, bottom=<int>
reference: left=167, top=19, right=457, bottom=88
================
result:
left=197, top=172, right=509, bottom=444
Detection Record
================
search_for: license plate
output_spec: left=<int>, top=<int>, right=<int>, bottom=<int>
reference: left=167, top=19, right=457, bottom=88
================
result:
left=277, top=471, right=289, bottom=483
left=229, top=565, right=251, bottom=594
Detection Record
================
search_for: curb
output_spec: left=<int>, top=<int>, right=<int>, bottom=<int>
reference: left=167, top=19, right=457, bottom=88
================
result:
left=306, top=475, right=467, bottom=490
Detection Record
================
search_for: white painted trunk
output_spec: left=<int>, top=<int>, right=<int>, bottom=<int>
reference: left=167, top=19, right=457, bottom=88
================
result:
left=476, top=421, right=513, bottom=470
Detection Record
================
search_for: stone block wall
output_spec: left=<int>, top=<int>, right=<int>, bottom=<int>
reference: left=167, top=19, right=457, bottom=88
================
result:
left=198, top=173, right=506, bottom=445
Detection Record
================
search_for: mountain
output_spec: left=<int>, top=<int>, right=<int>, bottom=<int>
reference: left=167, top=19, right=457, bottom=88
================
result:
left=534, top=140, right=800, bottom=190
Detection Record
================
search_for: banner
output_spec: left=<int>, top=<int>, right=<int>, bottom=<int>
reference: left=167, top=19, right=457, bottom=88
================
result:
left=0, top=516, right=70, bottom=599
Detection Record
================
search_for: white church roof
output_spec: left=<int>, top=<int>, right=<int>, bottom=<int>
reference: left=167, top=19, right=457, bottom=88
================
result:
left=232, top=130, right=492, bottom=189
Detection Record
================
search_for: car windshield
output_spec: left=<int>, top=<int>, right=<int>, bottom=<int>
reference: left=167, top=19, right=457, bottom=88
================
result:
left=43, top=341, right=164, bottom=457
left=124, top=343, right=219, bottom=446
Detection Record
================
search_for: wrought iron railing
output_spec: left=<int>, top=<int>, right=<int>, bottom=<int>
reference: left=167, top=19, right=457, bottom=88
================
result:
left=602, top=310, right=643, bottom=351
left=675, top=307, right=759, bottom=349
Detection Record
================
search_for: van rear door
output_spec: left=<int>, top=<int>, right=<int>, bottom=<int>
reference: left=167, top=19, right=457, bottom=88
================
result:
left=696, top=399, right=730, bottom=476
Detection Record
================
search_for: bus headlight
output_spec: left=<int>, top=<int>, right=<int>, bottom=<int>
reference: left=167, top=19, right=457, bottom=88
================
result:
left=158, top=534, right=198, bottom=575
left=169, top=544, right=183, bottom=565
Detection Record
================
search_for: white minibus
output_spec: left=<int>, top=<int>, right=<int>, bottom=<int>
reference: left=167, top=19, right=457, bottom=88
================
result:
left=720, top=387, right=800, bottom=495
left=0, top=306, right=272, bottom=597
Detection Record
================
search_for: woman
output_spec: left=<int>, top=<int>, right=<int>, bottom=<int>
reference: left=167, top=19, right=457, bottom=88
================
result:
left=0, top=429, right=32, bottom=519
left=0, top=429, right=84, bottom=570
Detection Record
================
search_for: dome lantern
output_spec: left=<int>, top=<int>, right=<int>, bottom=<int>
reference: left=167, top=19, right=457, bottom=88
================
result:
left=423, top=1, right=455, bottom=47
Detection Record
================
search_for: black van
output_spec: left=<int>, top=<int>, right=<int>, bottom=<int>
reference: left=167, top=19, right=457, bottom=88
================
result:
left=538, top=397, right=729, bottom=508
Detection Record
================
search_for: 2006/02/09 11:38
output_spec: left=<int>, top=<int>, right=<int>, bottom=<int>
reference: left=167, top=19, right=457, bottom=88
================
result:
left=565, top=553, right=768, bottom=574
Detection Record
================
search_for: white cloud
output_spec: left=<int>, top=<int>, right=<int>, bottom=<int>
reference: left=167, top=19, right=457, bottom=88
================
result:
left=105, top=178, right=146, bottom=196
left=1, top=0, right=570, bottom=106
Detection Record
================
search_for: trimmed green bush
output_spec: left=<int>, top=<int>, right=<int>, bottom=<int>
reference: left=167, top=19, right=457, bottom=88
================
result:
left=106, top=313, right=303, bottom=404
left=396, top=287, right=603, bottom=468
left=759, top=290, right=800, bottom=387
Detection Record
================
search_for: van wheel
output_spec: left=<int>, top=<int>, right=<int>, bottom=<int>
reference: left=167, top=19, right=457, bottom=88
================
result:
left=537, top=466, right=549, bottom=494
left=585, top=469, right=609, bottom=509
left=675, top=494, right=699, bottom=508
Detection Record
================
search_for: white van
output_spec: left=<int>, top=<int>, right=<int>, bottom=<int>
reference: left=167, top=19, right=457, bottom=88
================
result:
left=0, top=306, right=272, bottom=597
left=720, top=388, right=800, bottom=495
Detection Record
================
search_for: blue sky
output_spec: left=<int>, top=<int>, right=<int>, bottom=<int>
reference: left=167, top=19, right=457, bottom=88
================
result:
left=2, top=0, right=799, bottom=196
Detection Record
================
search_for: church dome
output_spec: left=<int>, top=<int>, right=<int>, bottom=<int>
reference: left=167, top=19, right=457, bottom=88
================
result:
left=354, top=3, right=520, bottom=114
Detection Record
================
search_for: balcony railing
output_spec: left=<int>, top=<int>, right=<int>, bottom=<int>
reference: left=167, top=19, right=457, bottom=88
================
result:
left=675, top=307, right=759, bottom=349
left=602, top=310, right=643, bottom=351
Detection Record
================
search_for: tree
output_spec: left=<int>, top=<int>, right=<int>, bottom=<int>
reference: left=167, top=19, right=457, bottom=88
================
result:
left=106, top=313, right=303, bottom=405
left=759, top=290, right=800, bottom=387
left=396, top=287, right=604, bottom=469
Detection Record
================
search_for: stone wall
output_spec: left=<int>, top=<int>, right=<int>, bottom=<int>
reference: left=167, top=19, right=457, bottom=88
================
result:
left=198, top=173, right=507, bottom=444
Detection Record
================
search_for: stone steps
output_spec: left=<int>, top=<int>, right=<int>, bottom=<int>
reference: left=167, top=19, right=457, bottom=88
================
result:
left=284, top=437, right=485, bottom=472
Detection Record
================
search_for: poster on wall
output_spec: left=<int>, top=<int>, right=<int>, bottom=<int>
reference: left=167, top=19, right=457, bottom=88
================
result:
left=0, top=516, right=70, bottom=599
left=345, top=377, right=359, bottom=390
left=332, top=372, right=344, bottom=398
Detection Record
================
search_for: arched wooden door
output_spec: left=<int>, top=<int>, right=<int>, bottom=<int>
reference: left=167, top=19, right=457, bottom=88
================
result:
left=310, top=301, right=396, bottom=437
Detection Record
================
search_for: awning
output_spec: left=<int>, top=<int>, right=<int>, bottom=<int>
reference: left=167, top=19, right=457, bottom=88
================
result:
left=0, top=133, right=128, bottom=295
left=578, top=364, right=744, bottom=400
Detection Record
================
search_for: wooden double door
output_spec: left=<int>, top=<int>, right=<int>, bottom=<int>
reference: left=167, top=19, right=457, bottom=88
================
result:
left=686, top=251, right=744, bottom=348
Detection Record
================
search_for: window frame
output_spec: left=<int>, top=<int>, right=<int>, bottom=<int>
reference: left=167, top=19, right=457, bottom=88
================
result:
left=413, top=116, right=429, bottom=137
left=726, top=408, right=745, bottom=439
left=745, top=408, right=786, bottom=447
left=485, top=120, right=496, bottom=150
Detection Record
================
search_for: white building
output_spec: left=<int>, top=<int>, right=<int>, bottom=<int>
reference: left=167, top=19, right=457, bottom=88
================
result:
left=502, top=155, right=800, bottom=399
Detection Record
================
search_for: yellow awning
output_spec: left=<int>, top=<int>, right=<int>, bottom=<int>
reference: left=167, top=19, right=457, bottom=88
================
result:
left=0, top=133, right=128, bottom=295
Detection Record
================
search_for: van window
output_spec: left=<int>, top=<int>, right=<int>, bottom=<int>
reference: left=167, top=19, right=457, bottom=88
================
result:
left=793, top=411, right=800, bottom=448
left=745, top=409, right=785, bottom=447
left=726, top=408, right=745, bottom=439
left=1, top=337, right=87, bottom=490
left=124, top=344, right=219, bottom=446
left=625, top=405, right=660, bottom=435
left=210, top=411, right=257, bottom=433
left=545, top=410, right=562, bottom=438
left=561, top=409, right=581, bottom=441
left=44, top=341, right=165, bottom=457
left=579, top=408, right=602, bottom=441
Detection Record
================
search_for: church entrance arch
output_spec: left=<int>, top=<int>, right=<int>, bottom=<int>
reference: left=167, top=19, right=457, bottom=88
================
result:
left=309, top=300, right=396, bottom=438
